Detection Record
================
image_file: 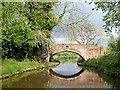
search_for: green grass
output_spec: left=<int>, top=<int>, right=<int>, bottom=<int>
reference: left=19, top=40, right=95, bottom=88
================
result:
left=82, top=52, right=120, bottom=77
left=51, top=52, right=84, bottom=63
left=2, top=58, right=56, bottom=76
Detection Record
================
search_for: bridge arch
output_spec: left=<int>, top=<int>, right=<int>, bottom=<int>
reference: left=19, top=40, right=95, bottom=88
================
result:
left=44, top=44, right=104, bottom=62
left=49, top=49, right=85, bottom=62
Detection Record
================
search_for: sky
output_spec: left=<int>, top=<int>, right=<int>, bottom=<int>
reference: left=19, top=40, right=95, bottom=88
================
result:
left=51, top=1, right=118, bottom=47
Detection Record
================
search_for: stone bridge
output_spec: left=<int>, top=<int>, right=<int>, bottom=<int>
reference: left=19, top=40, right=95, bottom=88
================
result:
left=42, top=44, right=104, bottom=62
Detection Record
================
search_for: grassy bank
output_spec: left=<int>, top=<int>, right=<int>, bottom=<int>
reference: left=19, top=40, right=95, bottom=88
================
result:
left=51, top=52, right=84, bottom=63
left=80, top=51, right=120, bottom=77
left=2, top=68, right=50, bottom=86
left=1, top=58, right=59, bottom=78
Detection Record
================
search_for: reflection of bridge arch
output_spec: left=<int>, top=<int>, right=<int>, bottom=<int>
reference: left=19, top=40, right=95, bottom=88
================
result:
left=49, top=49, right=85, bottom=62
left=49, top=68, right=84, bottom=79
left=48, top=70, right=105, bottom=86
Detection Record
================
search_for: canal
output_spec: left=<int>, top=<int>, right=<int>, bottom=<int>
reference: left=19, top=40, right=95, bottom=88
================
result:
left=2, top=62, right=120, bottom=89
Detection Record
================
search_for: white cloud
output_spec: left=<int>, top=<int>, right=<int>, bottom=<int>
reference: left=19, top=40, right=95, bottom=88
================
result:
left=54, top=38, right=78, bottom=44
left=54, top=38, right=65, bottom=41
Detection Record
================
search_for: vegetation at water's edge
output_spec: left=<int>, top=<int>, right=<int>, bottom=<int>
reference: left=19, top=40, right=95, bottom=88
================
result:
left=82, top=52, right=120, bottom=77
left=51, top=52, right=84, bottom=63
left=81, top=38, right=120, bottom=77
left=1, top=58, right=59, bottom=77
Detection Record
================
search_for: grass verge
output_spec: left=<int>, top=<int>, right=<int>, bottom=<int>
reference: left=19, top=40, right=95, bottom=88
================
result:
left=1, top=58, right=59, bottom=78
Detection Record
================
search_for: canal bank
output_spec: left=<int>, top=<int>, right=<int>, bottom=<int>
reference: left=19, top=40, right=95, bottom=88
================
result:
left=78, top=52, right=120, bottom=78
left=2, top=62, right=120, bottom=89
left=1, top=58, right=59, bottom=79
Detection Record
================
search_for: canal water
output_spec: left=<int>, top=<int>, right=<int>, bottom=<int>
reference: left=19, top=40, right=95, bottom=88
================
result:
left=2, top=62, right=120, bottom=89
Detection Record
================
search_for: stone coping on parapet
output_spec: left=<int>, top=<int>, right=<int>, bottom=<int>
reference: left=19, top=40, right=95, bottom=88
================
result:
left=52, top=44, right=104, bottom=48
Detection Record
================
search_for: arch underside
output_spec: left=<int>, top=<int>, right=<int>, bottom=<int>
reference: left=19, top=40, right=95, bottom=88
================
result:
left=49, top=49, right=85, bottom=62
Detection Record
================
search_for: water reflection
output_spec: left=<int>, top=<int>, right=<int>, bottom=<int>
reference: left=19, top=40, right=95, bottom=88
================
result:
left=51, top=62, right=83, bottom=76
left=49, top=62, right=110, bottom=88
left=49, top=68, right=84, bottom=79
left=2, top=62, right=112, bottom=88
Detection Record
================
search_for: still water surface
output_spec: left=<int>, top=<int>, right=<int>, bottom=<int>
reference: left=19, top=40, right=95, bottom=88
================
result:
left=2, top=62, right=120, bottom=89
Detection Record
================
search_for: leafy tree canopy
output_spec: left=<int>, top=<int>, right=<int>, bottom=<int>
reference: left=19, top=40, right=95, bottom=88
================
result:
left=89, top=1, right=120, bottom=34
left=2, top=2, right=58, bottom=60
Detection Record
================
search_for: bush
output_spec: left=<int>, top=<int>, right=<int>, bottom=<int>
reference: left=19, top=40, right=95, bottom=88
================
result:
left=82, top=52, right=120, bottom=77
left=108, top=36, right=120, bottom=52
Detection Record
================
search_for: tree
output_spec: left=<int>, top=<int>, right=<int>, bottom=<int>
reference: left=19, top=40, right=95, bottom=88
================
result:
left=24, top=2, right=68, bottom=60
left=2, top=2, right=35, bottom=59
left=24, top=2, right=58, bottom=59
left=2, top=1, right=68, bottom=60
left=90, top=1, right=120, bottom=34
left=53, top=2, right=105, bottom=46
left=64, top=16, right=105, bottom=46
left=1, top=2, right=58, bottom=60
left=90, top=1, right=120, bottom=51
left=108, top=35, right=118, bottom=51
